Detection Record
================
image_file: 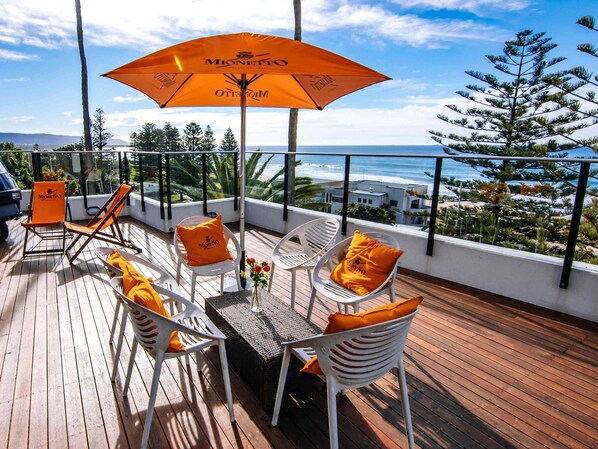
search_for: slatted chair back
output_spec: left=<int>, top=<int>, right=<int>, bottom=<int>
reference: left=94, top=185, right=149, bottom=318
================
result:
left=109, top=277, right=235, bottom=449
left=174, top=215, right=242, bottom=302
left=272, top=311, right=418, bottom=449
left=269, top=217, right=340, bottom=309
left=307, top=231, right=401, bottom=320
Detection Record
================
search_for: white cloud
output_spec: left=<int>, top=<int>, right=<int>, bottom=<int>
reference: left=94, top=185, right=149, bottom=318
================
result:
left=2, top=76, right=27, bottom=82
left=0, top=115, right=35, bottom=123
left=0, top=0, right=507, bottom=53
left=113, top=95, right=149, bottom=103
left=103, top=97, right=464, bottom=145
left=389, top=0, right=530, bottom=15
left=0, top=48, right=39, bottom=61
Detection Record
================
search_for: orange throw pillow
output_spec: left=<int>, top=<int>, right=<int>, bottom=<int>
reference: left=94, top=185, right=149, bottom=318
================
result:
left=301, top=296, right=423, bottom=375
left=107, top=249, right=152, bottom=294
left=176, top=215, right=233, bottom=266
left=330, top=231, right=404, bottom=296
left=123, top=266, right=185, bottom=353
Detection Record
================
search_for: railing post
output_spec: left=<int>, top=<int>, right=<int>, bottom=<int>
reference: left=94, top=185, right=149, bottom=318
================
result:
left=202, top=153, right=208, bottom=216
left=31, top=152, right=43, bottom=181
left=165, top=153, right=172, bottom=220
left=234, top=152, right=239, bottom=211
left=123, top=151, right=131, bottom=205
left=138, top=152, right=145, bottom=212
left=79, top=152, right=88, bottom=209
left=283, top=153, right=289, bottom=221
left=426, top=158, right=443, bottom=256
left=341, top=155, right=351, bottom=236
left=158, top=152, right=164, bottom=220
left=560, top=162, right=590, bottom=289
left=117, top=151, right=123, bottom=184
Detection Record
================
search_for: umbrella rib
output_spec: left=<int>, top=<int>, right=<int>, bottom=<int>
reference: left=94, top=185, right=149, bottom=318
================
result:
left=291, top=75, right=323, bottom=110
left=160, top=74, right=194, bottom=108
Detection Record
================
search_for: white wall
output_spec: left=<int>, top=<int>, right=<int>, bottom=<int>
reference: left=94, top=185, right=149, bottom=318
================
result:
left=246, top=200, right=598, bottom=323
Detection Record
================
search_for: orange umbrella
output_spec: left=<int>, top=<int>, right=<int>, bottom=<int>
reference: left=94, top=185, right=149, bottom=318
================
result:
left=103, top=32, right=390, bottom=283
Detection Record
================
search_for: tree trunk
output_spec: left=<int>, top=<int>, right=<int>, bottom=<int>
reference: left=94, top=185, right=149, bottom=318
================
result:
left=75, top=0, right=92, bottom=153
left=287, top=0, right=302, bottom=206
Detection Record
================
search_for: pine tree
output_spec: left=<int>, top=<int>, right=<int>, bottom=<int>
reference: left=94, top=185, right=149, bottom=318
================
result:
left=162, top=122, right=181, bottom=152
left=91, top=108, right=113, bottom=151
left=219, top=128, right=239, bottom=152
left=431, top=30, right=573, bottom=184
left=182, top=122, right=202, bottom=152
left=200, top=125, right=217, bottom=152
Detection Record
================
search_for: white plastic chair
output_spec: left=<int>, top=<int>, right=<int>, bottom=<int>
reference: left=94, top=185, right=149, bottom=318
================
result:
left=307, top=232, right=401, bottom=321
left=94, top=246, right=183, bottom=381
left=271, top=311, right=418, bottom=449
left=268, top=217, right=340, bottom=309
left=174, top=216, right=242, bottom=302
left=110, top=277, right=235, bottom=449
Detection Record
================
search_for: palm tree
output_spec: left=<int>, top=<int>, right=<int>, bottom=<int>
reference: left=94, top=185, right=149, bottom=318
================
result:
left=287, top=0, right=302, bottom=205
left=75, top=0, right=92, bottom=152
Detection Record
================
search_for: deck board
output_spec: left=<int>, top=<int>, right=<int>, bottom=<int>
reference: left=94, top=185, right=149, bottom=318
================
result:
left=1, top=216, right=597, bottom=449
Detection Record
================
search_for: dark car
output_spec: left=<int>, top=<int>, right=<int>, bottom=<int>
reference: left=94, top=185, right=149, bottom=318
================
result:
left=0, top=160, right=22, bottom=243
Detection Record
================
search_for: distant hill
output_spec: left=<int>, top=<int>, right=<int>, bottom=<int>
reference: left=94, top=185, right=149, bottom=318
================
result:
left=0, top=132, right=127, bottom=147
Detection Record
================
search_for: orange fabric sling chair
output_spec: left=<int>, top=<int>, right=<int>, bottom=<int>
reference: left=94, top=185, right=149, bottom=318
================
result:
left=64, top=183, right=140, bottom=263
left=22, top=181, right=71, bottom=257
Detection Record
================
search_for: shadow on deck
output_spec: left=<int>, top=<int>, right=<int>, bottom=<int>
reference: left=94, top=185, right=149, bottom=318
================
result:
left=0, top=216, right=596, bottom=449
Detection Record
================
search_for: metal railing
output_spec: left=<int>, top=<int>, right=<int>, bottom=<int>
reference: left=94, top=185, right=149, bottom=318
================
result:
left=3, top=147, right=597, bottom=289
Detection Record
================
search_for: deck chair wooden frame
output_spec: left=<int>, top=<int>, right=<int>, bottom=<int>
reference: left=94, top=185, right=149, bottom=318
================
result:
left=64, top=183, right=140, bottom=263
left=22, top=180, right=72, bottom=257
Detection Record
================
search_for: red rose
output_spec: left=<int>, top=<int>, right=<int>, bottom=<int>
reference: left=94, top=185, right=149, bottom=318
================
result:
left=253, top=265, right=262, bottom=273
left=247, top=257, right=255, bottom=264
left=263, top=265, right=270, bottom=272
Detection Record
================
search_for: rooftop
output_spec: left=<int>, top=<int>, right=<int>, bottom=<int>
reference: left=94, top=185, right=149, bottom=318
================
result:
left=1, top=216, right=596, bottom=449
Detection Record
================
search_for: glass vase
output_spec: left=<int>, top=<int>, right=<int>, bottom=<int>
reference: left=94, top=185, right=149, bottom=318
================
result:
left=251, top=284, right=263, bottom=313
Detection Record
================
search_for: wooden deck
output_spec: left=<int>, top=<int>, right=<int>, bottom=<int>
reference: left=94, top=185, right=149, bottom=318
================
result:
left=1, top=216, right=597, bottom=449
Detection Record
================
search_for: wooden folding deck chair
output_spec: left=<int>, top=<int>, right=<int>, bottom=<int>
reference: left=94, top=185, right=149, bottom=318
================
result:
left=64, top=183, right=140, bottom=263
left=22, top=181, right=71, bottom=257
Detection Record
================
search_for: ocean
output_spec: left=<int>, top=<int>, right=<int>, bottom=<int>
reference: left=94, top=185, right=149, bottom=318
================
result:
left=248, top=145, right=597, bottom=190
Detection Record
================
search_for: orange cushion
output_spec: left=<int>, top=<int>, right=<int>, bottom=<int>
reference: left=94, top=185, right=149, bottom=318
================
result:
left=123, top=266, right=185, bottom=353
left=176, top=215, right=233, bottom=266
left=330, top=231, right=404, bottom=296
left=301, top=296, right=423, bottom=375
left=107, top=250, right=151, bottom=294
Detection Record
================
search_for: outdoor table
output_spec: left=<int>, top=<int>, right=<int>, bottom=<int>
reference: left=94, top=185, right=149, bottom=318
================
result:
left=205, top=288, right=322, bottom=410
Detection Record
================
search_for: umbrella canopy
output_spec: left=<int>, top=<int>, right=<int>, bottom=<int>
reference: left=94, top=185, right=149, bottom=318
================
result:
left=103, top=32, right=390, bottom=287
left=102, top=32, right=390, bottom=110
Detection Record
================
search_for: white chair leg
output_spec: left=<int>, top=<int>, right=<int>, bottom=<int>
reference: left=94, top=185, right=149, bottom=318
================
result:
left=398, top=358, right=415, bottom=449
left=306, top=289, right=317, bottom=321
left=123, top=338, right=138, bottom=397
left=218, top=341, right=235, bottom=422
left=176, top=260, right=182, bottom=282
left=109, top=300, right=123, bottom=344
left=389, top=283, right=396, bottom=303
left=326, top=381, right=339, bottom=449
left=220, top=273, right=225, bottom=293
left=307, top=268, right=313, bottom=290
left=190, top=274, right=197, bottom=303
left=290, top=270, right=296, bottom=310
left=353, top=302, right=359, bottom=313
left=271, top=347, right=292, bottom=426
left=111, top=307, right=128, bottom=382
left=140, top=351, right=165, bottom=449
left=267, top=263, right=275, bottom=292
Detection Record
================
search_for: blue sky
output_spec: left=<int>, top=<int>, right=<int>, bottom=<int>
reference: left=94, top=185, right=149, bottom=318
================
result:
left=0, top=0, right=594, bottom=146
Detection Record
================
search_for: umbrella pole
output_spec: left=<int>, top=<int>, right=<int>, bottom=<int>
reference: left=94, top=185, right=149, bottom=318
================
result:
left=239, top=74, right=247, bottom=288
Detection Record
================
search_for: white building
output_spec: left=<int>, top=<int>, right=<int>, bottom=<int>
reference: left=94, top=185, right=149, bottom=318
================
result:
left=323, top=180, right=429, bottom=226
